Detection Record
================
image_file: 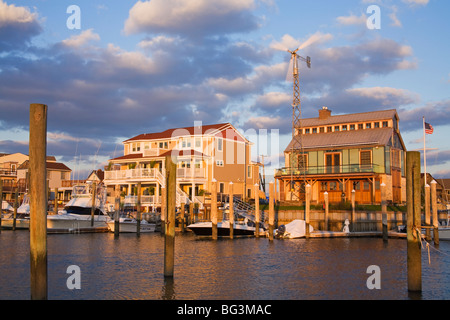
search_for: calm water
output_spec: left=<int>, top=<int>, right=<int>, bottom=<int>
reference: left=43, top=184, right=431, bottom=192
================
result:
left=0, top=230, right=449, bottom=300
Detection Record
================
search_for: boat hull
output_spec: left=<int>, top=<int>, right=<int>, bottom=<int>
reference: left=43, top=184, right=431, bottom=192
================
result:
left=187, top=221, right=264, bottom=237
left=438, top=227, right=450, bottom=240
left=47, top=214, right=110, bottom=233
left=107, top=221, right=156, bottom=233
left=1, top=218, right=30, bottom=230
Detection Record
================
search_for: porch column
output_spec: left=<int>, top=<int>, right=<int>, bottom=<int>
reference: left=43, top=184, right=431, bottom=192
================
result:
left=191, top=182, right=195, bottom=203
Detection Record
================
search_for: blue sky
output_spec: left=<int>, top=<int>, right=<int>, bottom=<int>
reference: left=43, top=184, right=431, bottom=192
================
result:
left=0, top=0, right=449, bottom=179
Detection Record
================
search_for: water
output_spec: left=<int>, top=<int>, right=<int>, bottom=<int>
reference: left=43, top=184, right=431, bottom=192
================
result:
left=0, top=230, right=449, bottom=300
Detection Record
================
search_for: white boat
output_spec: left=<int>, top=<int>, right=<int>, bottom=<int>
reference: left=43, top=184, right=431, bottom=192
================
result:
left=47, top=183, right=111, bottom=233
left=107, top=216, right=156, bottom=233
left=1, top=196, right=30, bottom=230
left=438, top=227, right=450, bottom=240
left=17, top=194, right=30, bottom=214
left=2, top=200, right=13, bottom=213
left=188, top=220, right=265, bottom=237
left=274, top=220, right=314, bottom=239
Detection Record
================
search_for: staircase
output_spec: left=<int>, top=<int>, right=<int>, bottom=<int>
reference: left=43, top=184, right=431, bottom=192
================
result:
left=156, top=169, right=203, bottom=208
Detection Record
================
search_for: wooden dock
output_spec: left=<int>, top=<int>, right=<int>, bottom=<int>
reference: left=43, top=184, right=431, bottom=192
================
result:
left=309, top=230, right=407, bottom=239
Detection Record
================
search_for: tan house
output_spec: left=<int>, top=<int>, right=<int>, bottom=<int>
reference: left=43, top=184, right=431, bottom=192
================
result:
left=17, top=159, right=72, bottom=190
left=276, top=107, right=407, bottom=204
left=104, top=122, right=260, bottom=211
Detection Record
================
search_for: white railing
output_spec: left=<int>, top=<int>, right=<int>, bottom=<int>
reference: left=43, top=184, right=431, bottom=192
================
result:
left=176, top=168, right=206, bottom=179
left=105, top=168, right=158, bottom=181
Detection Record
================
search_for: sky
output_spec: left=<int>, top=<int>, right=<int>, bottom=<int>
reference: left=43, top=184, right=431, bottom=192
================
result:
left=0, top=0, right=449, bottom=181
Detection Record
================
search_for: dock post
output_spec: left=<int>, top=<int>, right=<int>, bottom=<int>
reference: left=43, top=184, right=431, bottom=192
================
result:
left=29, top=103, right=48, bottom=300
left=305, top=184, right=311, bottom=238
left=229, top=182, right=234, bottom=239
left=161, top=186, right=166, bottom=235
left=114, top=197, right=120, bottom=237
left=180, top=202, right=185, bottom=233
left=53, top=188, right=58, bottom=215
left=13, top=188, right=18, bottom=231
left=406, top=151, right=422, bottom=293
left=211, top=179, right=218, bottom=240
left=431, top=180, right=439, bottom=246
left=137, top=182, right=141, bottom=236
left=351, top=190, right=356, bottom=232
left=0, top=179, right=2, bottom=232
left=90, top=181, right=96, bottom=227
left=324, top=192, right=329, bottom=231
left=425, top=184, right=431, bottom=241
left=381, top=183, right=388, bottom=242
left=164, top=155, right=176, bottom=278
left=269, top=181, right=274, bottom=241
left=254, top=183, right=260, bottom=237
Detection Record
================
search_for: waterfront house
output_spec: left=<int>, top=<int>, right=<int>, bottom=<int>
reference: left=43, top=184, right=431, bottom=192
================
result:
left=275, top=107, right=407, bottom=204
left=104, top=122, right=260, bottom=211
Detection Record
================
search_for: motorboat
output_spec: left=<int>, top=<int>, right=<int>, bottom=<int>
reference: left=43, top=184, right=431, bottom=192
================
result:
left=107, top=215, right=156, bottom=233
left=274, top=220, right=314, bottom=239
left=1, top=195, right=30, bottom=230
left=47, top=183, right=111, bottom=233
left=2, top=200, right=13, bottom=213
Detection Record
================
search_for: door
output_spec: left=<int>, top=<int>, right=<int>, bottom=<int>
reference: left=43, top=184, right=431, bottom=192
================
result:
left=326, top=153, right=340, bottom=174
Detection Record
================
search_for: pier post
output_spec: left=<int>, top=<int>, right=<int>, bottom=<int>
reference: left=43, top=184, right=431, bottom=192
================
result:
left=305, top=184, right=311, bottom=238
left=229, top=182, right=234, bottom=239
left=269, top=181, right=274, bottom=241
left=137, top=182, right=141, bottom=236
left=381, top=183, right=388, bottom=242
left=161, top=186, right=166, bottom=235
left=114, top=197, right=120, bottom=237
left=351, top=190, right=356, bottom=232
left=164, top=155, right=176, bottom=277
left=180, top=202, right=185, bottom=233
left=29, top=103, right=48, bottom=300
left=431, top=180, right=439, bottom=246
left=211, top=179, right=218, bottom=240
left=406, top=151, right=422, bottom=293
left=254, top=183, right=260, bottom=237
left=0, top=179, right=2, bottom=232
left=324, top=192, right=329, bottom=231
left=90, top=181, right=96, bottom=227
left=13, top=188, right=18, bottom=231
left=425, top=184, right=431, bottom=241
left=53, top=188, right=58, bottom=215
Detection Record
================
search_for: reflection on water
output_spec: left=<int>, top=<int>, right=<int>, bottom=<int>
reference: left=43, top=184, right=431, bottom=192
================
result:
left=0, top=230, right=449, bottom=300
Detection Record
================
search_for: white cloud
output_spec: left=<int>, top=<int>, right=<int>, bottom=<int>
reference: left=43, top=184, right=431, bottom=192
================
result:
left=346, top=87, right=420, bottom=105
left=270, top=32, right=333, bottom=52
left=336, top=13, right=367, bottom=26
left=0, top=0, right=38, bottom=27
left=402, top=0, right=429, bottom=7
left=62, top=29, right=100, bottom=48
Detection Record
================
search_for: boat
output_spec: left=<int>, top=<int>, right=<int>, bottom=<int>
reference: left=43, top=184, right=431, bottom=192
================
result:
left=47, top=183, right=111, bottom=233
left=187, top=212, right=265, bottom=237
left=274, top=220, right=314, bottom=239
left=2, top=200, right=13, bottom=213
left=1, top=195, right=30, bottom=230
left=107, top=215, right=156, bottom=233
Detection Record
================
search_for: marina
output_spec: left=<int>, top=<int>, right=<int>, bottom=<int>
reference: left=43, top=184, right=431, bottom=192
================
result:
left=0, top=230, right=449, bottom=300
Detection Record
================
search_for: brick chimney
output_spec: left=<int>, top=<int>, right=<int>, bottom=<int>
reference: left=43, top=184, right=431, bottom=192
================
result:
left=319, top=106, right=332, bottom=120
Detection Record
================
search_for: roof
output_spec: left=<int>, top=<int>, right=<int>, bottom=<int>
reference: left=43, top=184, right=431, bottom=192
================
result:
left=285, top=127, right=395, bottom=152
left=18, top=160, right=71, bottom=171
left=300, top=109, right=398, bottom=127
left=124, top=122, right=248, bottom=143
left=110, top=149, right=209, bottom=162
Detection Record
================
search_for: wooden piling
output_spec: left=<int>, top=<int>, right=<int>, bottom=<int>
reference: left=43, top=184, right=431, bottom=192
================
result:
left=164, top=155, right=176, bottom=278
left=13, top=188, right=18, bottom=231
left=381, top=183, right=388, bottom=242
left=137, top=182, right=141, bottom=236
left=211, top=179, right=218, bottom=240
left=406, top=151, right=422, bottom=293
left=254, top=183, right=260, bottom=237
left=351, top=190, right=356, bottom=232
left=431, top=180, right=439, bottom=246
left=180, top=202, right=185, bottom=233
left=90, top=181, right=96, bottom=227
left=305, top=184, right=311, bottom=238
left=229, top=182, right=234, bottom=239
left=0, top=179, right=2, bottom=232
left=29, top=103, right=48, bottom=300
left=114, top=197, right=120, bottom=237
left=324, top=191, right=329, bottom=231
left=269, top=181, right=274, bottom=241
left=425, top=184, right=431, bottom=241
left=161, top=186, right=166, bottom=235
left=54, top=188, right=58, bottom=215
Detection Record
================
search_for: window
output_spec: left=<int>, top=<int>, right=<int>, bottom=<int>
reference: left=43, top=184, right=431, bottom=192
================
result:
left=327, top=126, right=332, bottom=132
left=144, top=143, right=150, bottom=150
left=195, top=138, right=201, bottom=148
left=374, top=122, right=380, bottom=128
left=217, top=138, right=223, bottom=151
left=247, top=165, right=252, bottom=178
left=297, top=154, right=308, bottom=169
left=219, top=183, right=225, bottom=194
left=216, top=160, right=224, bottom=167
left=159, top=142, right=168, bottom=149
left=195, top=159, right=201, bottom=168
left=360, top=150, right=371, bottom=166
left=383, top=121, right=388, bottom=128
left=350, top=124, right=355, bottom=130
left=305, top=128, right=310, bottom=134
left=321, top=182, right=328, bottom=191
left=312, top=128, right=317, bottom=133
left=358, top=123, right=364, bottom=130
left=334, top=126, right=340, bottom=132
left=366, top=123, right=372, bottom=129
left=342, top=125, right=348, bottom=131
left=320, top=127, right=325, bottom=133
left=181, top=138, right=191, bottom=149
left=61, top=172, right=66, bottom=180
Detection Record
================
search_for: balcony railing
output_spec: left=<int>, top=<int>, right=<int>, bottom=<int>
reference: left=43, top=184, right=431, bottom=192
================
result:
left=275, top=164, right=383, bottom=177
left=105, top=167, right=206, bottom=181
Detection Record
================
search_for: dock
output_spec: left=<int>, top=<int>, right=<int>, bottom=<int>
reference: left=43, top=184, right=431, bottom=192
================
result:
left=309, top=230, right=408, bottom=239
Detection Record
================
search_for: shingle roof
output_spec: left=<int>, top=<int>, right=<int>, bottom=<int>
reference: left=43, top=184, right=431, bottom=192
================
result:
left=285, top=127, right=394, bottom=152
left=300, top=109, right=398, bottom=127
left=18, top=160, right=71, bottom=171
left=110, top=149, right=209, bottom=162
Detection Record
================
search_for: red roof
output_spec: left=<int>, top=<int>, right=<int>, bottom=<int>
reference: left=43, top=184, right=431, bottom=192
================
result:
left=110, top=149, right=209, bottom=162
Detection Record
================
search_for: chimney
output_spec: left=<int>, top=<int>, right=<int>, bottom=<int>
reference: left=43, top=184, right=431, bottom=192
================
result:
left=319, top=106, right=332, bottom=120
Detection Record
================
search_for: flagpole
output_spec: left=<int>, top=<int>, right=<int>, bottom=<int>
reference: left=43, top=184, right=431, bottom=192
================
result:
left=423, top=116, right=427, bottom=189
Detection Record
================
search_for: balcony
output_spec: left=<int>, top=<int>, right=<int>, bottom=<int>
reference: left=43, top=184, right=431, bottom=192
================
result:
left=0, top=170, right=17, bottom=177
left=104, top=167, right=206, bottom=182
left=275, top=164, right=383, bottom=177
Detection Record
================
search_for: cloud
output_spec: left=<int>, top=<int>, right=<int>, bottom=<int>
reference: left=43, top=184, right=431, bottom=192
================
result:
left=402, top=0, right=429, bottom=7
left=0, top=0, right=42, bottom=50
left=399, top=99, right=450, bottom=132
left=124, top=0, right=261, bottom=38
left=336, top=13, right=367, bottom=26
left=62, top=29, right=100, bottom=48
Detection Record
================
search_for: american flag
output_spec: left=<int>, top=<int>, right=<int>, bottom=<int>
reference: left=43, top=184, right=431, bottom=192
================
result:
left=425, top=122, right=434, bottom=134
